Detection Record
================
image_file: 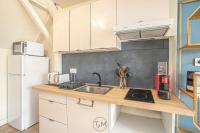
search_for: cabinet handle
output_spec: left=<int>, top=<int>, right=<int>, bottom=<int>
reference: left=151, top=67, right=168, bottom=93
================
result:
left=49, top=119, right=55, bottom=122
left=76, top=49, right=80, bottom=51
left=48, top=100, right=54, bottom=103
left=77, top=98, right=94, bottom=107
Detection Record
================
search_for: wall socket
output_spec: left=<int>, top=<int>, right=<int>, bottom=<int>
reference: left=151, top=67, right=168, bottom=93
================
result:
left=194, top=58, right=200, bottom=66
left=70, top=68, right=77, bottom=73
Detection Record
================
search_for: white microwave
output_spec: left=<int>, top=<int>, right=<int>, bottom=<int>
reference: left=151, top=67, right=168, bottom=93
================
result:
left=13, top=41, right=44, bottom=56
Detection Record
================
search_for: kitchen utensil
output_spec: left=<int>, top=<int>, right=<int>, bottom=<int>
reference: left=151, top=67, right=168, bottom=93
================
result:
left=115, top=63, right=130, bottom=89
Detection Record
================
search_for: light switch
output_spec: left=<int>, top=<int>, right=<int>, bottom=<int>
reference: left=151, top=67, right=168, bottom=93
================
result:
left=70, top=68, right=77, bottom=73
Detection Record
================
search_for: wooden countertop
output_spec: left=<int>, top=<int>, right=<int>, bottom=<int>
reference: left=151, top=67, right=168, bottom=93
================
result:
left=33, top=84, right=194, bottom=116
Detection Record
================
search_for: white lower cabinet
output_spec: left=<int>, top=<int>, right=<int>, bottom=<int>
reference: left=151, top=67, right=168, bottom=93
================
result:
left=39, top=92, right=67, bottom=105
left=67, top=97, right=113, bottom=133
left=38, top=92, right=119, bottom=133
left=39, top=116, right=67, bottom=133
left=39, top=99, right=67, bottom=124
left=39, top=92, right=68, bottom=133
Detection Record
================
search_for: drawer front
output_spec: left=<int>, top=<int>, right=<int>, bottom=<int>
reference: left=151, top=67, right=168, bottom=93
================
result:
left=39, top=99, right=67, bottom=124
left=39, top=92, right=67, bottom=104
left=39, top=116, right=68, bottom=133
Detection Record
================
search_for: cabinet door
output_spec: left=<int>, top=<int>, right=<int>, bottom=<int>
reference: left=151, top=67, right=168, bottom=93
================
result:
left=91, top=0, right=117, bottom=49
left=70, top=4, right=91, bottom=51
left=67, top=97, right=110, bottom=133
left=53, top=10, right=70, bottom=52
left=117, top=0, right=170, bottom=27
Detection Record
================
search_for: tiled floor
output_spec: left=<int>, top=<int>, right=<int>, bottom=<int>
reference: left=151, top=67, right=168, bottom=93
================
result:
left=0, top=124, right=39, bottom=133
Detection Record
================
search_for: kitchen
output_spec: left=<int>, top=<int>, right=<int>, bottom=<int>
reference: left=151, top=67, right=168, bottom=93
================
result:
left=0, top=0, right=200, bottom=133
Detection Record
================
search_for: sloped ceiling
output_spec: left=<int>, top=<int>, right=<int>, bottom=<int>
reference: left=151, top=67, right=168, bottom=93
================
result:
left=0, top=0, right=48, bottom=49
left=0, top=0, right=89, bottom=49
left=52, top=0, right=90, bottom=7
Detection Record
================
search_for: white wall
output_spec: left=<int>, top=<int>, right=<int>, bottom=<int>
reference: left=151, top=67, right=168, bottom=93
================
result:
left=0, top=1, right=53, bottom=126
left=0, top=49, right=11, bottom=126
left=0, top=0, right=55, bottom=69
left=0, top=0, right=49, bottom=49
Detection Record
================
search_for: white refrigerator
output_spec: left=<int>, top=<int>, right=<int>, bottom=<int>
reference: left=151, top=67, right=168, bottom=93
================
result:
left=7, top=55, right=49, bottom=131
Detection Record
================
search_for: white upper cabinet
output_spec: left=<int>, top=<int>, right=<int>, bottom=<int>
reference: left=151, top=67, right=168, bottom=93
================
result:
left=70, top=4, right=91, bottom=51
left=52, top=0, right=171, bottom=52
left=53, top=10, right=70, bottom=52
left=91, top=0, right=117, bottom=49
left=117, top=0, right=170, bottom=27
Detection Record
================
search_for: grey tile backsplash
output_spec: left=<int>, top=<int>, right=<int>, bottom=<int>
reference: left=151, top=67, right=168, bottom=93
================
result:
left=62, top=39, right=169, bottom=88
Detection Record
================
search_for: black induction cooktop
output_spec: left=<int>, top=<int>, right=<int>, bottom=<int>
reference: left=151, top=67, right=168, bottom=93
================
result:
left=125, top=89, right=155, bottom=103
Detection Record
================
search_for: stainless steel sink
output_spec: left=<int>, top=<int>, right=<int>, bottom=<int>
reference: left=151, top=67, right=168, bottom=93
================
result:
left=75, top=85, right=112, bottom=95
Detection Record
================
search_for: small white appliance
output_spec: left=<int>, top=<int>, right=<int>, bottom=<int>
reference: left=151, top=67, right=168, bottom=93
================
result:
left=113, top=19, right=173, bottom=41
left=7, top=55, right=49, bottom=131
left=13, top=41, right=44, bottom=56
left=48, top=72, right=59, bottom=84
left=48, top=72, right=69, bottom=85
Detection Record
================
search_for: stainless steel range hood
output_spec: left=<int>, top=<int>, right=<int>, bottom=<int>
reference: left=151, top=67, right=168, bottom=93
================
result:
left=113, top=19, right=173, bottom=42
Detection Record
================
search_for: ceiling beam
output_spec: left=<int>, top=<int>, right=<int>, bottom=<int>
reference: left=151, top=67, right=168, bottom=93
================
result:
left=30, top=0, right=59, bottom=16
left=30, top=0, right=48, bottom=11
left=18, top=0, right=49, bottom=38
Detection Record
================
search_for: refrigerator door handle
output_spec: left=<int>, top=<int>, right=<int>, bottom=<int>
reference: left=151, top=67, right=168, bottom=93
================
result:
left=8, top=73, right=26, bottom=76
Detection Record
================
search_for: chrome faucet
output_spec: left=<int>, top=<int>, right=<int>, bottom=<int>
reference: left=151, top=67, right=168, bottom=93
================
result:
left=92, top=72, right=102, bottom=87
